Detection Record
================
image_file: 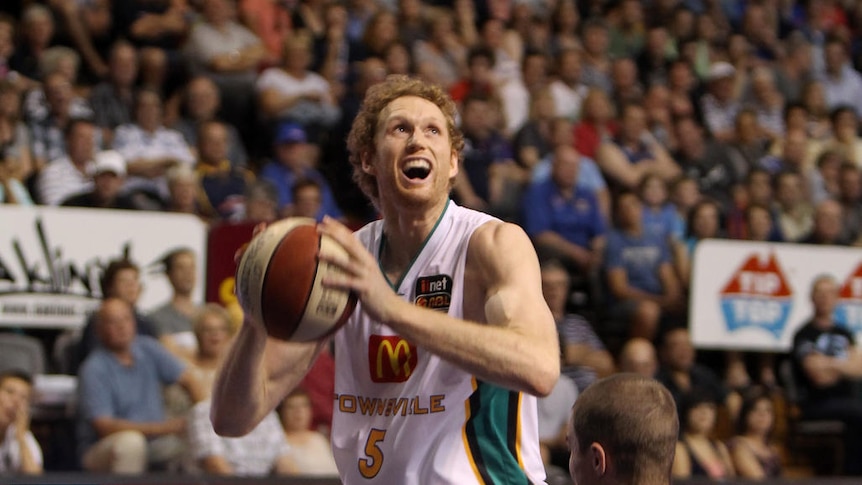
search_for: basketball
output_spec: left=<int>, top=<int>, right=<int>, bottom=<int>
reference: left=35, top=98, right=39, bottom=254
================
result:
left=235, top=217, right=357, bottom=342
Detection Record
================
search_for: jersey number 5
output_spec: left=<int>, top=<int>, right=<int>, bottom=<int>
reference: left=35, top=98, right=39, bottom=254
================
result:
left=358, top=428, right=387, bottom=478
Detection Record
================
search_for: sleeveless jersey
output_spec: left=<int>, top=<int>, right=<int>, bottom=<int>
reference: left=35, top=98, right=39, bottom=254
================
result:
left=331, top=201, right=547, bottom=484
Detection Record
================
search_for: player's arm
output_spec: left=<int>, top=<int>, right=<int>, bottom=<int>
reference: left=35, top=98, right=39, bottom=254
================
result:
left=210, top=323, right=326, bottom=436
left=319, top=217, right=560, bottom=396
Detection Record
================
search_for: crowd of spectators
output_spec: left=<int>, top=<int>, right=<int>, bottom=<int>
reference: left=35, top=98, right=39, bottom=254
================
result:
left=3, top=0, right=862, bottom=480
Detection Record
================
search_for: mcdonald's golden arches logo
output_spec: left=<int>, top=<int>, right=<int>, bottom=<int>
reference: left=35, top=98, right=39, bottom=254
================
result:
left=368, top=335, right=418, bottom=383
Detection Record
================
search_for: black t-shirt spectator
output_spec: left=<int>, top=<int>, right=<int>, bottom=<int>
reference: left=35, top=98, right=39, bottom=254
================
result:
left=792, top=321, right=857, bottom=403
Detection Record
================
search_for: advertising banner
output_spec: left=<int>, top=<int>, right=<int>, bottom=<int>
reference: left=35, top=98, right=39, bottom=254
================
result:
left=0, top=206, right=207, bottom=329
left=690, top=239, right=862, bottom=351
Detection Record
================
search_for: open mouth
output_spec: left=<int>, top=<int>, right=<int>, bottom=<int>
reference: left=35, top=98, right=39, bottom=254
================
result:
left=402, top=159, right=431, bottom=180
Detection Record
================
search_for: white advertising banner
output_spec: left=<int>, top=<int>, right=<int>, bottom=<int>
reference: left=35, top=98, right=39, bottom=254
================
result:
left=0, top=206, right=207, bottom=329
left=690, top=239, right=862, bottom=352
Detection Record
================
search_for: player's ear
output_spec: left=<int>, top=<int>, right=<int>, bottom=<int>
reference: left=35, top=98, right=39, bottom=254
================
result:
left=448, top=150, right=459, bottom=178
left=361, top=151, right=376, bottom=175
left=590, top=443, right=607, bottom=476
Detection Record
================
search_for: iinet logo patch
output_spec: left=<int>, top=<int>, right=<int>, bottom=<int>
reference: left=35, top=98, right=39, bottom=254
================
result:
left=719, top=253, right=793, bottom=339
left=368, top=335, right=418, bottom=383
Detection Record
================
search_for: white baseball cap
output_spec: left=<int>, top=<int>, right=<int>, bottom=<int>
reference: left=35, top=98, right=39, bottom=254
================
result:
left=92, top=150, right=126, bottom=176
left=707, top=61, right=736, bottom=81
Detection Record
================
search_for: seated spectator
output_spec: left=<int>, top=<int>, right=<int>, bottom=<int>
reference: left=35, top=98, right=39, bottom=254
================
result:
left=453, top=93, right=524, bottom=220
left=791, top=275, right=862, bottom=475
left=800, top=198, right=852, bottom=246
left=821, top=105, right=862, bottom=166
left=742, top=203, right=782, bottom=243
left=618, top=337, right=659, bottom=378
left=165, top=304, right=235, bottom=418
left=668, top=175, right=702, bottom=238
left=640, top=172, right=685, bottom=243
left=77, top=298, right=204, bottom=474
left=532, top=120, right=610, bottom=219
left=259, top=122, right=343, bottom=221
left=700, top=61, right=741, bottom=143
left=547, top=48, right=588, bottom=122
left=513, top=88, right=556, bottom=176
left=0, top=369, right=42, bottom=474
left=759, top=127, right=812, bottom=176
left=725, top=109, right=768, bottom=179
left=163, top=164, right=215, bottom=221
left=672, top=116, right=741, bottom=208
left=683, top=198, right=724, bottom=256
left=256, top=31, right=340, bottom=144
left=774, top=170, right=813, bottom=242
left=289, top=178, right=324, bottom=220
left=36, top=117, right=96, bottom=205
left=573, top=88, right=617, bottom=160
left=277, top=389, right=338, bottom=476
left=837, top=162, right=862, bottom=239
left=173, top=76, right=248, bottom=169
left=525, top=144, right=606, bottom=276
left=0, top=96, right=33, bottom=204
left=149, top=248, right=200, bottom=358
left=242, top=180, right=278, bottom=223
left=73, top=259, right=160, bottom=373
left=744, top=67, right=785, bottom=141
left=0, top=80, right=35, bottom=187
left=184, top=0, right=266, bottom=132
left=60, top=150, right=149, bottom=210
left=672, top=390, right=736, bottom=480
left=412, top=11, right=466, bottom=91
left=89, top=40, right=138, bottom=144
left=656, top=327, right=741, bottom=420
left=809, top=149, right=842, bottom=204
left=195, top=120, right=255, bottom=221
left=595, top=103, right=680, bottom=190
left=604, top=191, right=683, bottom=340
left=28, top=71, right=95, bottom=174
left=113, top=88, right=195, bottom=200
left=536, top=374, right=578, bottom=482
left=541, top=259, right=614, bottom=392
left=189, top=398, right=294, bottom=476
left=819, top=37, right=862, bottom=119
left=8, top=4, right=54, bottom=83
left=728, top=387, right=782, bottom=479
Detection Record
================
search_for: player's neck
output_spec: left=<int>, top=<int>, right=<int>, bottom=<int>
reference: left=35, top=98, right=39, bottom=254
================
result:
left=381, top=201, right=447, bottom=259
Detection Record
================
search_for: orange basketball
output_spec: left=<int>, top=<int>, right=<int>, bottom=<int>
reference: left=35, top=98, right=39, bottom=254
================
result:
left=235, top=218, right=357, bottom=342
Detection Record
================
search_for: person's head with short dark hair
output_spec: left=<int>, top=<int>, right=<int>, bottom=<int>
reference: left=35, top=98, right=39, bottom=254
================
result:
left=735, top=386, right=775, bottom=438
left=0, top=369, right=34, bottom=432
left=568, top=373, right=678, bottom=485
left=659, top=326, right=695, bottom=372
left=278, top=387, right=314, bottom=433
left=162, top=247, right=196, bottom=297
left=686, top=198, right=722, bottom=240
left=679, top=388, right=720, bottom=436
left=291, top=177, right=323, bottom=220
left=96, top=297, right=137, bottom=352
left=99, top=258, right=141, bottom=305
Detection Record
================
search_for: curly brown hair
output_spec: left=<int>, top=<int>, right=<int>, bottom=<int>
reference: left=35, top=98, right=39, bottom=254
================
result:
left=346, top=75, right=464, bottom=208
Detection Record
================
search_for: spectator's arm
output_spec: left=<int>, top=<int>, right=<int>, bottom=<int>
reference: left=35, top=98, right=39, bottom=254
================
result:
left=210, top=42, right=267, bottom=73
left=15, top=406, right=42, bottom=474
left=731, top=438, right=766, bottom=479
left=800, top=352, right=842, bottom=388
left=258, top=88, right=313, bottom=119
left=657, top=261, right=683, bottom=311
left=717, top=441, right=736, bottom=477
left=672, top=441, right=691, bottom=479
left=177, top=368, right=207, bottom=403
left=828, top=345, right=862, bottom=380
left=533, top=231, right=592, bottom=270
left=274, top=454, right=301, bottom=475
left=606, top=267, right=660, bottom=302
left=48, top=0, right=108, bottom=78
left=91, top=416, right=186, bottom=439
left=130, top=0, right=188, bottom=40
left=562, top=343, right=615, bottom=377
left=452, top=169, right=487, bottom=210
left=200, top=455, right=234, bottom=475
left=595, top=142, right=642, bottom=189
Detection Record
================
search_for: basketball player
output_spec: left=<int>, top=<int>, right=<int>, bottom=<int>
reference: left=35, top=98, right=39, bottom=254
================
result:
left=568, top=374, right=678, bottom=485
left=211, top=75, right=560, bottom=483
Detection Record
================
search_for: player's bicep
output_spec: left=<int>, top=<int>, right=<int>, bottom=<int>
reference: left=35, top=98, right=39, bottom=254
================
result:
left=473, top=222, right=552, bottom=331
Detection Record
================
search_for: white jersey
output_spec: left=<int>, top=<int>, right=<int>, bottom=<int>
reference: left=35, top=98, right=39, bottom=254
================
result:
left=332, top=201, right=547, bottom=485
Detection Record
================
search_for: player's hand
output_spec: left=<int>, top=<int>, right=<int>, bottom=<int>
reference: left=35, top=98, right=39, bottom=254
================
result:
left=317, top=216, right=403, bottom=324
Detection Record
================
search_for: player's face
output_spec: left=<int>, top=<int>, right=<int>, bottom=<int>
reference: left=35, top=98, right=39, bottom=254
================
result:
left=366, top=96, right=458, bottom=208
